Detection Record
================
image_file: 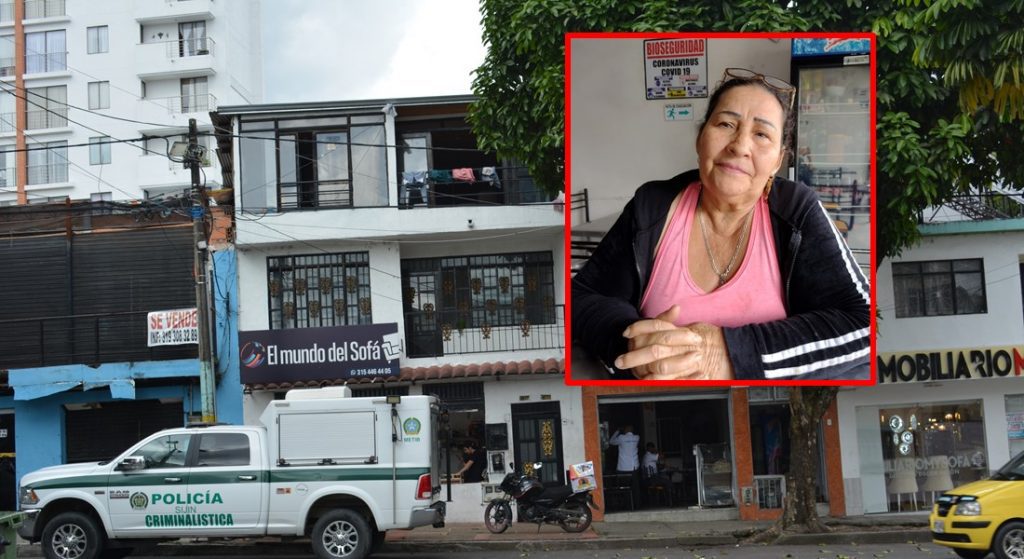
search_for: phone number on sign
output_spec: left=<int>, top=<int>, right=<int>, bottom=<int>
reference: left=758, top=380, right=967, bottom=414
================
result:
left=350, top=367, right=392, bottom=377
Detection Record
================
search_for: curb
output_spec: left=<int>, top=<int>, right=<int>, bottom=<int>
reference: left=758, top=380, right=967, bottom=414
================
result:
left=15, top=529, right=931, bottom=556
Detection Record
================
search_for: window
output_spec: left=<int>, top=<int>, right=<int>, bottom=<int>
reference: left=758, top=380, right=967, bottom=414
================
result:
left=196, top=433, right=250, bottom=467
left=0, top=34, right=13, bottom=76
left=25, top=86, right=67, bottom=129
left=267, top=252, right=372, bottom=329
left=0, top=91, right=13, bottom=133
left=134, top=434, right=191, bottom=469
left=25, top=30, right=66, bottom=73
left=237, top=115, right=387, bottom=211
left=26, top=140, right=67, bottom=184
left=88, top=81, right=109, bottom=110
left=178, top=21, right=207, bottom=57
left=180, top=76, right=208, bottom=113
left=87, top=25, right=108, bottom=54
left=401, top=252, right=557, bottom=358
left=0, top=145, right=13, bottom=188
left=89, top=136, right=111, bottom=165
left=879, top=401, right=987, bottom=512
left=24, top=0, right=66, bottom=19
left=0, top=2, right=12, bottom=24
left=1007, top=395, right=1024, bottom=458
left=892, top=259, right=986, bottom=318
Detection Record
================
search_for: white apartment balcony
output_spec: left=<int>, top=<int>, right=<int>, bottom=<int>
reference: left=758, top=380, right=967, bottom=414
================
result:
left=23, top=0, right=67, bottom=22
left=133, top=0, right=214, bottom=24
left=136, top=93, right=217, bottom=127
left=136, top=38, right=216, bottom=80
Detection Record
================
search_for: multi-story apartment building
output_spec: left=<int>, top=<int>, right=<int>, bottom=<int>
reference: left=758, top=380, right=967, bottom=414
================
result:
left=0, top=0, right=261, bottom=205
left=214, top=95, right=574, bottom=521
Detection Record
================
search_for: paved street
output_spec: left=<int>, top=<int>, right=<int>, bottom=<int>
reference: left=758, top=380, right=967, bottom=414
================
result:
left=122, top=541, right=971, bottom=559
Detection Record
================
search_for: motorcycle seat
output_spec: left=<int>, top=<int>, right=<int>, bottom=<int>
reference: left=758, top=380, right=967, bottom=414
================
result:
left=535, top=484, right=575, bottom=504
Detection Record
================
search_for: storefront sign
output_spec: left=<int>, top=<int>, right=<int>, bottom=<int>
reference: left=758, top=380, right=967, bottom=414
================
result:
left=238, top=323, right=401, bottom=384
left=644, top=39, right=708, bottom=100
left=877, top=346, right=1024, bottom=384
left=147, top=308, right=198, bottom=347
left=1008, top=412, right=1024, bottom=440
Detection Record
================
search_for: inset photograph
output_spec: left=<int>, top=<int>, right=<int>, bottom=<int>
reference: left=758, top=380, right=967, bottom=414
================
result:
left=568, top=34, right=874, bottom=384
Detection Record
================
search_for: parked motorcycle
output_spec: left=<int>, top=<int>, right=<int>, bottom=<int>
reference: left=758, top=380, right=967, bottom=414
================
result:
left=484, top=463, right=598, bottom=533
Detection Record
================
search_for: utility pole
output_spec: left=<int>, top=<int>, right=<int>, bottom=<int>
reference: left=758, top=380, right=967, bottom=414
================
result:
left=189, top=118, right=216, bottom=424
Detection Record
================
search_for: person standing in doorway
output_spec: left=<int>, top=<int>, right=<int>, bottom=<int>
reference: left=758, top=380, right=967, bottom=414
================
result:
left=609, top=424, right=640, bottom=473
left=457, top=440, right=487, bottom=483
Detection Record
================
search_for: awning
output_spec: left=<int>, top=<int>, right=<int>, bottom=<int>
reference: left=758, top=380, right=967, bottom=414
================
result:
left=8, top=360, right=199, bottom=401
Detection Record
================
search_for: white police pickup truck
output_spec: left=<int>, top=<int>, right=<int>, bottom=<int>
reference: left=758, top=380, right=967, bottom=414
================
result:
left=18, top=387, right=446, bottom=559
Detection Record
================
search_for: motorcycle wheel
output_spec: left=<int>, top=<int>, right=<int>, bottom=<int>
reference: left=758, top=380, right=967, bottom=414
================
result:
left=484, top=501, right=512, bottom=534
left=559, top=501, right=593, bottom=533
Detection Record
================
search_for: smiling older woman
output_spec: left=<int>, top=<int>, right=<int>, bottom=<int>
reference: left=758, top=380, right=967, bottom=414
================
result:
left=572, top=68, right=870, bottom=381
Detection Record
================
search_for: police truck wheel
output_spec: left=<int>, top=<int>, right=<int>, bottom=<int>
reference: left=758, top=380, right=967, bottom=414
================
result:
left=42, top=512, right=103, bottom=559
left=483, top=501, right=512, bottom=534
left=312, top=509, right=371, bottom=559
left=559, top=501, right=593, bottom=533
left=995, top=520, right=1024, bottom=559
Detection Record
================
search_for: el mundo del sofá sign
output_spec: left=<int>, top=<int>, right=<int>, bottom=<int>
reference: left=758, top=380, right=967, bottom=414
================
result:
left=878, top=345, right=1024, bottom=383
left=238, top=323, right=401, bottom=384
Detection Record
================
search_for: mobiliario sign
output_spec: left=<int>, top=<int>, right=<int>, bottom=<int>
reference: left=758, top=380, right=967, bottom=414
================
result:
left=238, top=323, right=401, bottom=383
left=877, top=345, right=1024, bottom=384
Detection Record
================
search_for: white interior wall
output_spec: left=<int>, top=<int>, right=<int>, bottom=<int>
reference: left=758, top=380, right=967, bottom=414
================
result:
left=570, top=37, right=791, bottom=228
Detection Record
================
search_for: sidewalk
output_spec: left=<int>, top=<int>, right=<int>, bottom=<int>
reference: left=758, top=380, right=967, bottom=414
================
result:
left=14, top=514, right=932, bottom=556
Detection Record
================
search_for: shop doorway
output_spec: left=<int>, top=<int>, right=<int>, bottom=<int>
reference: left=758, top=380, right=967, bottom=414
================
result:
left=0, top=412, right=14, bottom=511
left=511, top=402, right=564, bottom=487
left=598, top=393, right=731, bottom=512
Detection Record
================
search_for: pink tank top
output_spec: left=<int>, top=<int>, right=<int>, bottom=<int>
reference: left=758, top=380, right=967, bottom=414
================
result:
left=639, top=183, right=786, bottom=328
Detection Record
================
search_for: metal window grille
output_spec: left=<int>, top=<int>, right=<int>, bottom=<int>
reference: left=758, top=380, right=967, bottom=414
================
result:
left=267, top=252, right=371, bottom=330
left=755, top=475, right=785, bottom=509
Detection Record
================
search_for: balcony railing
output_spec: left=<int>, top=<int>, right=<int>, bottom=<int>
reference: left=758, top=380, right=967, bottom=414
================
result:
left=162, top=36, right=214, bottom=58
left=26, top=107, right=67, bottom=129
left=0, top=1, right=12, bottom=23
left=25, top=51, right=67, bottom=74
left=27, top=162, right=68, bottom=185
left=404, top=304, right=564, bottom=358
left=157, top=93, right=216, bottom=114
left=280, top=180, right=352, bottom=210
left=399, top=166, right=556, bottom=209
left=0, top=57, right=14, bottom=76
left=0, top=310, right=196, bottom=370
left=0, top=112, right=13, bottom=132
left=0, top=166, right=13, bottom=187
left=24, top=0, right=65, bottom=18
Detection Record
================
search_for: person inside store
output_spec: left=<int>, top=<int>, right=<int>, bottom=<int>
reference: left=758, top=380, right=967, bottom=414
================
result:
left=456, top=440, right=487, bottom=483
left=609, top=424, right=641, bottom=473
left=572, top=68, right=870, bottom=381
left=641, top=442, right=672, bottom=505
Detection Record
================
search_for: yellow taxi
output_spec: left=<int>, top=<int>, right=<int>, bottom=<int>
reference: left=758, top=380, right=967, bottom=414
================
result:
left=930, top=450, right=1024, bottom=559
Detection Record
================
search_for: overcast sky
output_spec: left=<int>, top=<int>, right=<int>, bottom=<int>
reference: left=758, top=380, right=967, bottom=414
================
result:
left=261, top=0, right=487, bottom=103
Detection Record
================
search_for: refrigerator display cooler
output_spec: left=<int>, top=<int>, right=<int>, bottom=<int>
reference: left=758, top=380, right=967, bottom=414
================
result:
left=791, top=38, right=872, bottom=273
left=694, top=442, right=734, bottom=507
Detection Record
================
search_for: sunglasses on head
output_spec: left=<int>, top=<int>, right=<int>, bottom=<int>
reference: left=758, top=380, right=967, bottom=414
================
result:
left=723, top=68, right=796, bottom=109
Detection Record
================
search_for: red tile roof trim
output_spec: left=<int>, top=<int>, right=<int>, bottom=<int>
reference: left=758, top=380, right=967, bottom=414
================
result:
left=247, top=358, right=564, bottom=391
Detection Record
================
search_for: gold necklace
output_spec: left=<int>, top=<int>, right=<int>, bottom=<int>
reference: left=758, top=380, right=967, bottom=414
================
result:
left=697, top=190, right=754, bottom=287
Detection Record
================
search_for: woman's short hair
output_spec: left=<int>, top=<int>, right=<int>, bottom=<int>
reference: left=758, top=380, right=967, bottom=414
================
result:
left=697, top=77, right=796, bottom=151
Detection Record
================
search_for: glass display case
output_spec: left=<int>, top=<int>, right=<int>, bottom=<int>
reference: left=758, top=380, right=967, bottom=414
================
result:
left=694, top=442, right=734, bottom=507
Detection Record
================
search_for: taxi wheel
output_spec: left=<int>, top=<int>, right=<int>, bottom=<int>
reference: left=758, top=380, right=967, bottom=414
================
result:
left=41, top=512, right=103, bottom=559
left=994, top=520, right=1024, bottom=559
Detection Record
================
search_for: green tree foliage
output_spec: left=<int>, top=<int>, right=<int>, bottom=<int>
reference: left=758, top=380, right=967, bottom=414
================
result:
left=470, top=0, right=1024, bottom=264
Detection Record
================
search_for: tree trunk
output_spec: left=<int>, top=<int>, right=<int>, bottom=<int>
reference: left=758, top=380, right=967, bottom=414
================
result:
left=780, top=386, right=838, bottom=532
left=749, top=386, right=840, bottom=543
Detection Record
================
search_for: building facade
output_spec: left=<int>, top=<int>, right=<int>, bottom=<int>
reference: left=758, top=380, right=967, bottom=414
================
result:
left=0, top=0, right=262, bottom=205
left=838, top=217, right=1024, bottom=515
left=214, top=95, right=572, bottom=522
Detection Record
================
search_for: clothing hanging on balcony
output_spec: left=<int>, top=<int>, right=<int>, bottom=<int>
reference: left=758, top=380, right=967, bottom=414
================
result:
left=452, top=168, right=476, bottom=182
left=481, top=166, right=501, bottom=189
left=428, top=169, right=452, bottom=183
left=402, top=171, right=427, bottom=185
